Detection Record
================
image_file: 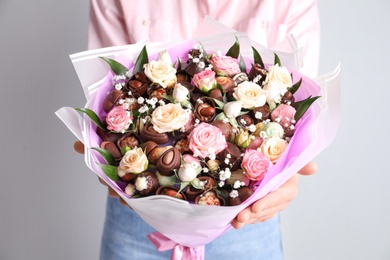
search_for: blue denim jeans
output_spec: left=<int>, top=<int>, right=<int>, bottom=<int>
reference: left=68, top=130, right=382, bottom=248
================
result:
left=100, top=196, right=283, bottom=260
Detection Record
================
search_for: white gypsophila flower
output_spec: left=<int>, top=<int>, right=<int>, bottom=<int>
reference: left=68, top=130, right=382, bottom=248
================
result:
left=219, top=181, right=225, bottom=188
left=229, top=190, right=239, bottom=198
left=255, top=111, right=263, bottom=119
left=137, top=97, right=145, bottom=104
left=233, top=180, right=242, bottom=189
left=249, top=124, right=256, bottom=132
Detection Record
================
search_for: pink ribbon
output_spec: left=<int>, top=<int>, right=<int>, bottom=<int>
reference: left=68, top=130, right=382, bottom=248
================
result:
left=147, top=232, right=205, bottom=260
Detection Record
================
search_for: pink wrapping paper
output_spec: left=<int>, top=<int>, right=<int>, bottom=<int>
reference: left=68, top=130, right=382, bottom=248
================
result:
left=56, top=20, right=340, bottom=259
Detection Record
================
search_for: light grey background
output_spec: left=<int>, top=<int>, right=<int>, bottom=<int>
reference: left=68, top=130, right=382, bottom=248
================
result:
left=0, top=1, right=389, bottom=259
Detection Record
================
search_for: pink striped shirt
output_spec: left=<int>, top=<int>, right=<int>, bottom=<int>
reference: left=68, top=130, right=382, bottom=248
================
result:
left=88, top=0, right=320, bottom=76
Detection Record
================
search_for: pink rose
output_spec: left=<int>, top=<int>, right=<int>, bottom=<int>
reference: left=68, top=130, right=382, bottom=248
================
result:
left=209, top=54, right=241, bottom=76
left=192, top=70, right=217, bottom=92
left=106, top=106, right=132, bottom=133
left=188, top=122, right=228, bottom=159
left=271, top=104, right=296, bottom=128
left=241, top=149, right=271, bottom=181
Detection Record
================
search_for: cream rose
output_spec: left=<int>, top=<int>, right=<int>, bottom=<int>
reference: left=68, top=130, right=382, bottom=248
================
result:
left=265, top=64, right=292, bottom=89
left=263, top=64, right=292, bottom=105
left=258, top=137, right=288, bottom=163
left=144, top=60, right=177, bottom=88
left=151, top=103, right=190, bottom=133
left=118, top=147, right=148, bottom=175
left=233, top=81, right=267, bottom=109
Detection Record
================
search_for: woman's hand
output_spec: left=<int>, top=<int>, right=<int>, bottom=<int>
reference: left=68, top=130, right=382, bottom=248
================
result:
left=231, top=162, right=318, bottom=229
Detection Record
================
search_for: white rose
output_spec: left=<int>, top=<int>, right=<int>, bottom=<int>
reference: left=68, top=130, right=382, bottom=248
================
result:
left=144, top=60, right=177, bottom=88
left=224, top=101, right=242, bottom=118
left=172, top=83, right=189, bottom=103
left=157, top=50, right=173, bottom=65
left=258, top=137, right=288, bottom=163
left=178, top=164, right=199, bottom=182
left=263, top=64, right=292, bottom=105
left=118, top=148, right=148, bottom=175
left=263, top=81, right=284, bottom=105
left=151, top=103, right=190, bottom=133
left=265, top=64, right=292, bottom=90
left=233, top=81, right=267, bottom=109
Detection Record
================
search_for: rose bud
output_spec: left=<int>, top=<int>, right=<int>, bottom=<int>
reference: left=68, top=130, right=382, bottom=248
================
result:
left=216, top=76, right=235, bottom=93
left=193, top=70, right=217, bottom=92
left=252, top=122, right=265, bottom=137
left=235, top=129, right=253, bottom=149
left=223, top=101, right=242, bottom=118
left=206, top=159, right=221, bottom=173
left=172, top=83, right=190, bottom=103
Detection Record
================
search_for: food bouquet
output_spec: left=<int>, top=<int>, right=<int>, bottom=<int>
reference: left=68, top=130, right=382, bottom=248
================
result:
left=56, top=23, right=340, bottom=259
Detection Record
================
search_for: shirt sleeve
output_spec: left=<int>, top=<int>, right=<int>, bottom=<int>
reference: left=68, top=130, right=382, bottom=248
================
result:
left=88, top=0, right=131, bottom=49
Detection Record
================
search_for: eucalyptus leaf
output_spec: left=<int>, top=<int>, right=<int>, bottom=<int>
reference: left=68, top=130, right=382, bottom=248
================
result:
left=274, top=53, right=281, bottom=66
left=75, top=108, right=105, bottom=130
left=98, top=164, right=120, bottom=182
left=226, top=36, right=240, bottom=59
left=179, top=182, right=190, bottom=193
left=289, top=77, right=302, bottom=94
left=133, top=45, right=149, bottom=74
left=99, top=57, right=128, bottom=76
left=252, top=46, right=264, bottom=68
left=92, top=147, right=116, bottom=166
left=239, top=55, right=246, bottom=73
left=294, top=96, right=321, bottom=122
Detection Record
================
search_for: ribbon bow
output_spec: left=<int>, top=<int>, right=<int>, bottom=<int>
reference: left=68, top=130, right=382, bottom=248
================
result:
left=147, top=232, right=205, bottom=260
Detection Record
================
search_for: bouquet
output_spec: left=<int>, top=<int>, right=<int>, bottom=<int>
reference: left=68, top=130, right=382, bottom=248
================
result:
left=56, top=23, right=340, bottom=259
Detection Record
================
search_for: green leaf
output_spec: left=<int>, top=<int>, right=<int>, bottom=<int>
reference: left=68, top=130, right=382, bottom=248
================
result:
left=176, top=58, right=182, bottom=70
left=294, top=96, right=321, bottom=122
left=274, top=53, right=281, bottom=66
left=75, top=108, right=105, bottom=130
left=191, top=178, right=204, bottom=190
left=228, top=117, right=239, bottom=128
left=133, top=45, right=149, bottom=74
left=91, top=147, right=116, bottom=166
left=289, top=77, right=302, bottom=94
left=99, top=57, right=128, bottom=76
left=212, top=98, right=226, bottom=109
left=98, top=164, right=120, bottom=181
left=178, top=182, right=190, bottom=193
left=239, top=55, right=246, bottom=73
left=226, top=36, right=240, bottom=59
left=252, top=46, right=264, bottom=68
